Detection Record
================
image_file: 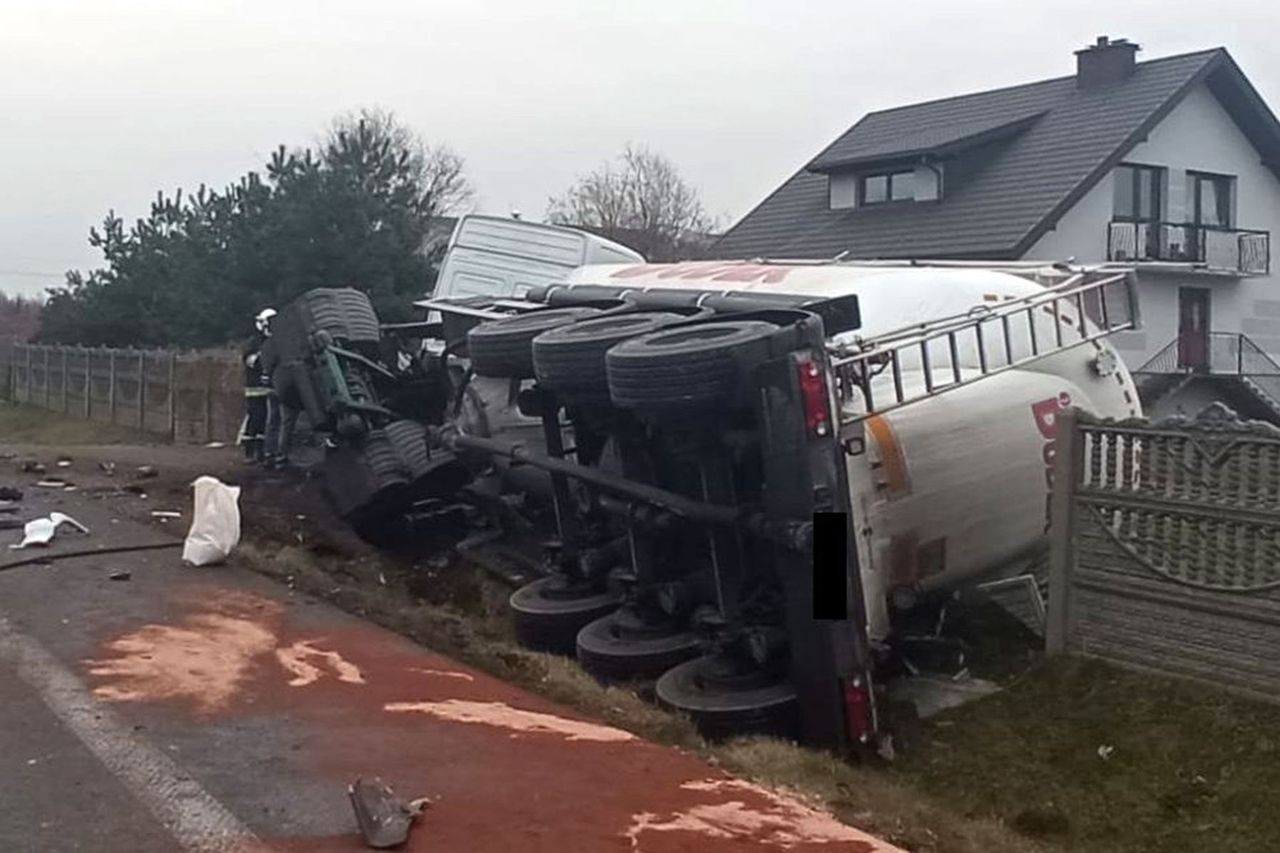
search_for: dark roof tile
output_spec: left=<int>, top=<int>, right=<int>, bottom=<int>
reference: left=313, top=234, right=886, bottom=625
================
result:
left=716, top=49, right=1224, bottom=260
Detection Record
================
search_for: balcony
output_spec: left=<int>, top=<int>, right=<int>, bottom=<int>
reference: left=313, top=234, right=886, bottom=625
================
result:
left=1106, top=220, right=1270, bottom=276
left=1133, top=332, right=1280, bottom=414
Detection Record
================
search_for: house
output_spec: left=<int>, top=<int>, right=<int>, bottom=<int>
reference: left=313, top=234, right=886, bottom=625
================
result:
left=715, top=37, right=1280, bottom=422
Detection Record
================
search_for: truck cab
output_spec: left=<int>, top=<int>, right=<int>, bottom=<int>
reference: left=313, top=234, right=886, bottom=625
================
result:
left=433, top=215, right=643, bottom=302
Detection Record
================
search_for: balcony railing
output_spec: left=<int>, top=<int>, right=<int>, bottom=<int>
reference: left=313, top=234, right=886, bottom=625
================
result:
left=1134, top=332, right=1280, bottom=409
left=1107, top=219, right=1270, bottom=275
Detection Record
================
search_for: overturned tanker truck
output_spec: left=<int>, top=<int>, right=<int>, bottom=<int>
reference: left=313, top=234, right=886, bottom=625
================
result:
left=281, top=217, right=1143, bottom=755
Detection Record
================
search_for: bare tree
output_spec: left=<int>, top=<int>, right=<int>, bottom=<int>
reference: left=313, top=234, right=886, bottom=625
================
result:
left=326, top=107, right=474, bottom=218
left=546, top=145, right=714, bottom=261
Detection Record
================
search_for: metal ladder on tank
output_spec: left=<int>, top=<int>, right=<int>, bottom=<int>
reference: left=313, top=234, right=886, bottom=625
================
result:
left=828, top=268, right=1139, bottom=433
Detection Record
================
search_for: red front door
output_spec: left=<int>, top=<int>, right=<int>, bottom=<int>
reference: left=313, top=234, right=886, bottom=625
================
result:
left=1177, top=287, right=1210, bottom=371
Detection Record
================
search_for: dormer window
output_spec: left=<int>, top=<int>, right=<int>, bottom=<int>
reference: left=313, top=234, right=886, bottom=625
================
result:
left=860, top=170, right=914, bottom=204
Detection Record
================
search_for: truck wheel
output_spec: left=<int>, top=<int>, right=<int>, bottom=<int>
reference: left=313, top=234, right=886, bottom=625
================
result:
left=510, top=575, right=623, bottom=655
left=655, top=654, right=799, bottom=741
left=606, top=321, right=778, bottom=410
left=468, top=308, right=601, bottom=378
left=575, top=606, right=700, bottom=683
left=532, top=312, right=683, bottom=398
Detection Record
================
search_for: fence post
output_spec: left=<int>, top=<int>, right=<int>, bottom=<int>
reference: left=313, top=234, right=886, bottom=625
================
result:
left=1046, top=408, right=1083, bottom=655
left=137, top=350, right=146, bottom=431
left=168, top=351, right=178, bottom=440
left=84, top=348, right=92, bottom=419
left=108, top=349, right=116, bottom=424
left=24, top=345, right=31, bottom=404
left=43, top=346, right=50, bottom=410
left=61, top=348, right=69, bottom=413
left=204, top=356, right=215, bottom=443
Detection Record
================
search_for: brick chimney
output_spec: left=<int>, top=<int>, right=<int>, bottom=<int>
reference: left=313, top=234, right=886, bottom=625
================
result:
left=1075, top=36, right=1140, bottom=88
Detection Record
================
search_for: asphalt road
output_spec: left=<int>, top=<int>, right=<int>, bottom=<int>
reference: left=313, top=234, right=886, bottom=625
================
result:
left=0, top=470, right=901, bottom=853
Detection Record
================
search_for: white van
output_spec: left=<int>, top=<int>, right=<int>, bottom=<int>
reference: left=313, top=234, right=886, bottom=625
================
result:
left=432, top=215, right=644, bottom=301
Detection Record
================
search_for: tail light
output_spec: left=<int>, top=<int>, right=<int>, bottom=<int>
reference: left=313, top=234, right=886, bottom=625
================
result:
left=796, top=357, right=831, bottom=437
left=842, top=674, right=874, bottom=745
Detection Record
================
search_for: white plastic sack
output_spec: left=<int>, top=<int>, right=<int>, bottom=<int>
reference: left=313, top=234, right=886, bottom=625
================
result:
left=182, top=476, right=241, bottom=566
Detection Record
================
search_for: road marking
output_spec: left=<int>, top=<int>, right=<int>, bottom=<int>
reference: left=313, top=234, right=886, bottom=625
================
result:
left=0, top=615, right=264, bottom=853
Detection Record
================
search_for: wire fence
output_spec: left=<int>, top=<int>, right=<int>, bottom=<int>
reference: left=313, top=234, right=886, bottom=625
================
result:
left=0, top=339, right=245, bottom=444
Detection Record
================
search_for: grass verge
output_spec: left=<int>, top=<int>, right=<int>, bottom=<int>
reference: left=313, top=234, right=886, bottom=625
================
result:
left=0, top=401, right=158, bottom=445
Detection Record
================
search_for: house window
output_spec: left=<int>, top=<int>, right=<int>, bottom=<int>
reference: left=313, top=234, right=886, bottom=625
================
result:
left=1114, top=164, right=1164, bottom=222
left=860, top=170, right=914, bottom=205
left=1189, top=171, right=1234, bottom=228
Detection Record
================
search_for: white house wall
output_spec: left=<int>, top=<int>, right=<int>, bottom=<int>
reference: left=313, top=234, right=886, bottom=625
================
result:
left=1025, top=82, right=1280, bottom=371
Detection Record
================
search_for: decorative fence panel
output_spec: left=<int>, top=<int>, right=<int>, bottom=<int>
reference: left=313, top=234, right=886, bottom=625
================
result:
left=1048, top=404, right=1280, bottom=702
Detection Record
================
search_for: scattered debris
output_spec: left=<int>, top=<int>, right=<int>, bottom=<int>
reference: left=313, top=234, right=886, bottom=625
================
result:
left=204, top=441, right=226, bottom=449
left=150, top=511, right=183, bottom=520
left=36, top=479, right=70, bottom=489
left=19, top=461, right=45, bottom=475
left=108, top=570, right=132, bottom=581
left=0, top=487, right=22, bottom=502
left=135, top=465, right=159, bottom=479
left=10, top=512, right=90, bottom=550
left=0, top=451, right=15, bottom=460
left=1097, top=744, right=1116, bottom=761
left=347, top=776, right=429, bottom=849
left=182, top=476, right=241, bottom=566
left=56, top=457, right=73, bottom=468
left=123, top=483, right=148, bottom=496
left=98, top=461, right=117, bottom=476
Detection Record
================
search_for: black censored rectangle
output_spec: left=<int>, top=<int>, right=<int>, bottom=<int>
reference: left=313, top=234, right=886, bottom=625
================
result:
left=812, top=512, right=847, bottom=620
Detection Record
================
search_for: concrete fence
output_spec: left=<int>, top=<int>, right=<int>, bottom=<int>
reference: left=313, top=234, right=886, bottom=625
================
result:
left=1047, top=404, right=1280, bottom=703
left=1, top=341, right=244, bottom=444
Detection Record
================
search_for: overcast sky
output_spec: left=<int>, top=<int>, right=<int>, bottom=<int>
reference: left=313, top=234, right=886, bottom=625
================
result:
left=2, top=0, right=1277, bottom=298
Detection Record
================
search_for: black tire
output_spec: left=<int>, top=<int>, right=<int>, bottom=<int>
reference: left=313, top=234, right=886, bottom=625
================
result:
left=606, top=321, right=778, bottom=410
left=468, top=308, right=602, bottom=378
left=655, top=654, right=799, bottom=741
left=510, top=576, right=623, bottom=654
left=575, top=607, right=701, bottom=683
left=383, top=419, right=430, bottom=479
left=275, top=288, right=382, bottom=361
left=305, top=288, right=381, bottom=345
left=533, top=313, right=683, bottom=397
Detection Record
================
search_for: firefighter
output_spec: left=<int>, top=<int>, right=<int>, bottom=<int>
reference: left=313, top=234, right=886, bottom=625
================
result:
left=240, top=308, right=277, bottom=464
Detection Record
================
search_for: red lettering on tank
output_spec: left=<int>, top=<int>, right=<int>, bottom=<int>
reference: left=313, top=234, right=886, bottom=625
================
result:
left=608, top=262, right=793, bottom=284
left=1032, top=392, right=1071, bottom=532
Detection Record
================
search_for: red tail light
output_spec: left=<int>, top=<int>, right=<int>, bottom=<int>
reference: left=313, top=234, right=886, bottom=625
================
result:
left=842, top=675, right=874, bottom=745
left=797, top=357, right=830, bottom=437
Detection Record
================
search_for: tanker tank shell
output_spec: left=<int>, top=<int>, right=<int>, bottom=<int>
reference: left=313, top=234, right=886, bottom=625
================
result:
left=852, top=354, right=1138, bottom=642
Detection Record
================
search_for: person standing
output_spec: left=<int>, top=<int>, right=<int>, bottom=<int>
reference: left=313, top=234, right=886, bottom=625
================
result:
left=240, top=308, right=277, bottom=464
left=259, top=310, right=300, bottom=470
